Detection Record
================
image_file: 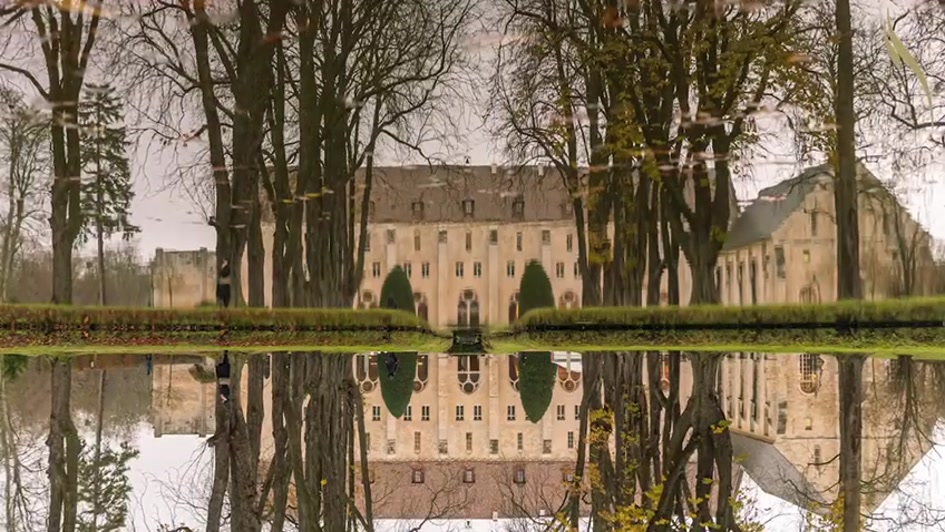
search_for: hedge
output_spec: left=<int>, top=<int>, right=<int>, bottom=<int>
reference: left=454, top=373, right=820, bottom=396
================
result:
left=0, top=304, right=448, bottom=354
left=519, top=261, right=555, bottom=318
left=380, top=266, right=416, bottom=314
left=494, top=297, right=945, bottom=355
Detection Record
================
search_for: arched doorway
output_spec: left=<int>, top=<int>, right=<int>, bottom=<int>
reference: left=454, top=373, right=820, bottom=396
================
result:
left=414, top=292, right=429, bottom=321
left=508, top=292, right=519, bottom=324
left=358, top=291, right=377, bottom=309
left=558, top=290, right=579, bottom=310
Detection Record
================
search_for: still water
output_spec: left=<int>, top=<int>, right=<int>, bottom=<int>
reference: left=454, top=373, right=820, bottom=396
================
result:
left=1, top=352, right=944, bottom=531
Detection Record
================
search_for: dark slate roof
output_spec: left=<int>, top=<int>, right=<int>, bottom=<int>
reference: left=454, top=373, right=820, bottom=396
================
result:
left=723, top=164, right=832, bottom=250
left=731, top=433, right=828, bottom=512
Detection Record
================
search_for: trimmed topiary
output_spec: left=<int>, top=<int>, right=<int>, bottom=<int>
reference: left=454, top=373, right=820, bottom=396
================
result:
left=379, top=352, right=418, bottom=418
left=518, top=260, right=555, bottom=318
left=380, top=266, right=416, bottom=315
left=518, top=352, right=557, bottom=423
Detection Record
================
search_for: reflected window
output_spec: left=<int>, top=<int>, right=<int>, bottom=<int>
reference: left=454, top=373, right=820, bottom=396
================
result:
left=355, top=353, right=379, bottom=393
left=508, top=356, right=520, bottom=391
left=799, top=354, right=820, bottom=394
left=414, top=354, right=429, bottom=392
left=457, top=355, right=481, bottom=394
left=469, top=300, right=480, bottom=327
left=556, top=352, right=581, bottom=392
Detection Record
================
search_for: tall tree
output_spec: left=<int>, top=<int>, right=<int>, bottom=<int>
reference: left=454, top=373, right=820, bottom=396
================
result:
left=78, top=83, right=139, bottom=306
left=0, top=86, right=48, bottom=303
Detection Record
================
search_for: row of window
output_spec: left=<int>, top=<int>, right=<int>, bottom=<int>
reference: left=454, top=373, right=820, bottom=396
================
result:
left=397, top=465, right=572, bottom=487
left=370, top=260, right=580, bottom=279
left=370, top=403, right=582, bottom=422
left=364, top=430, right=579, bottom=459
left=363, top=229, right=577, bottom=253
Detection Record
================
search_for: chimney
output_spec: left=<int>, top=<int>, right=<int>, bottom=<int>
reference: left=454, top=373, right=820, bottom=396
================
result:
left=491, top=164, right=498, bottom=175
left=537, top=163, right=545, bottom=177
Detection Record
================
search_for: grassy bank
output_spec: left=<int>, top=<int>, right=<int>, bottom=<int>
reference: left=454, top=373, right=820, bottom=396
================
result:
left=0, top=304, right=449, bottom=354
left=494, top=298, right=945, bottom=355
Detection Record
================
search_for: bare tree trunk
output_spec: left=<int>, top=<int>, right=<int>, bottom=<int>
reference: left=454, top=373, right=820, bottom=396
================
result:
left=90, top=369, right=106, bottom=531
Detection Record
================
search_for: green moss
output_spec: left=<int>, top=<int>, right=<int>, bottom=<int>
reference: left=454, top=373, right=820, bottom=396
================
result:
left=379, top=352, right=418, bottom=418
left=519, top=261, right=555, bottom=318
left=518, top=352, right=557, bottom=422
left=380, top=266, right=416, bottom=314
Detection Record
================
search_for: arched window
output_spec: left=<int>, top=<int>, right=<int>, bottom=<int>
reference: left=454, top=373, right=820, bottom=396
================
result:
left=414, top=292, right=429, bottom=322
left=457, top=355, right=481, bottom=394
left=457, top=290, right=478, bottom=328
left=355, top=353, right=379, bottom=393
left=457, top=301, right=468, bottom=327
left=414, top=354, right=429, bottom=392
left=508, top=355, right=520, bottom=391
left=799, top=354, right=820, bottom=394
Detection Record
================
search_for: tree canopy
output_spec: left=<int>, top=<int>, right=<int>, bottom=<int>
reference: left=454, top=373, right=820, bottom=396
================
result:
left=518, top=260, right=555, bottom=318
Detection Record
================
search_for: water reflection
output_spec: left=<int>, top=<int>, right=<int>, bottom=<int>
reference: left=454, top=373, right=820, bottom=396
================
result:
left=0, top=352, right=943, bottom=531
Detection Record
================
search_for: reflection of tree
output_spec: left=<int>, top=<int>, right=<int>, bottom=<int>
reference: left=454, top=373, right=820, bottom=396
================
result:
left=379, top=353, right=418, bottom=419
left=47, top=358, right=82, bottom=532
left=361, top=464, right=470, bottom=531
left=0, top=355, right=45, bottom=531
left=517, top=353, right=557, bottom=423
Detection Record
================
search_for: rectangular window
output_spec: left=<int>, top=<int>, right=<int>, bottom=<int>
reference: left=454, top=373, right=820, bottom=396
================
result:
left=372, top=262, right=381, bottom=278
left=414, top=231, right=421, bottom=251
left=507, top=405, right=516, bottom=421
left=810, top=210, right=818, bottom=236
left=541, top=230, right=551, bottom=245
left=412, top=200, right=424, bottom=218
left=365, top=233, right=371, bottom=252
left=404, top=405, right=413, bottom=421
left=412, top=469, right=425, bottom=484
left=404, top=262, right=412, bottom=278
left=489, top=439, right=499, bottom=455
left=414, top=432, right=421, bottom=453
left=555, top=262, right=565, bottom=278
left=516, top=433, right=523, bottom=451
left=489, top=229, right=498, bottom=244
left=473, top=262, right=482, bottom=277
left=556, top=405, right=565, bottom=420
left=803, top=249, right=810, bottom=263
left=372, top=406, right=381, bottom=422
left=566, top=234, right=573, bottom=252
left=574, top=262, right=580, bottom=278
left=465, top=231, right=473, bottom=251
left=473, top=405, right=482, bottom=421
left=463, top=467, right=476, bottom=483
left=463, top=199, right=475, bottom=217
left=516, top=232, right=523, bottom=251
left=506, top=261, right=515, bottom=278
left=421, top=405, right=430, bottom=421
left=455, top=262, right=464, bottom=278
left=421, top=262, right=430, bottom=278
left=512, top=195, right=525, bottom=218
left=438, top=230, right=448, bottom=243
left=455, top=405, right=465, bottom=421
left=574, top=405, right=580, bottom=420
left=386, top=229, right=396, bottom=244
left=543, top=440, right=552, bottom=454
left=774, top=246, right=786, bottom=279
left=465, top=432, right=473, bottom=453
left=514, top=467, right=526, bottom=484
left=567, top=431, right=575, bottom=449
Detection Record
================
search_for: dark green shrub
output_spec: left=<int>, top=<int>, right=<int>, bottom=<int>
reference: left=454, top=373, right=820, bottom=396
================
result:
left=518, top=261, right=555, bottom=318
left=380, top=266, right=416, bottom=315
left=379, top=352, right=418, bottom=418
left=518, top=352, right=557, bottom=423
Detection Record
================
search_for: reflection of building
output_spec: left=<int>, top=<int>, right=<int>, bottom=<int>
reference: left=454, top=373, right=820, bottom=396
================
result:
left=355, top=352, right=589, bottom=519
left=150, top=356, right=216, bottom=437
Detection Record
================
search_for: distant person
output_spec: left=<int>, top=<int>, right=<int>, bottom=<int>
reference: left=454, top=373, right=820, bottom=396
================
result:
left=217, top=259, right=231, bottom=308
left=384, top=353, right=399, bottom=378
left=216, top=351, right=231, bottom=403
